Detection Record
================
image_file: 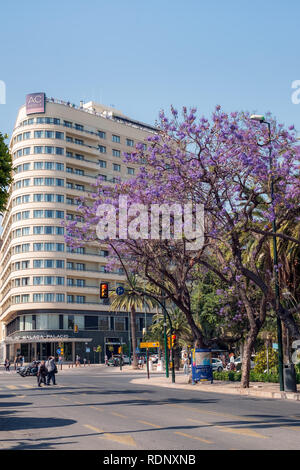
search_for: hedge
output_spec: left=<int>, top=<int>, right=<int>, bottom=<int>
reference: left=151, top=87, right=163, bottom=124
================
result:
left=213, top=370, right=300, bottom=384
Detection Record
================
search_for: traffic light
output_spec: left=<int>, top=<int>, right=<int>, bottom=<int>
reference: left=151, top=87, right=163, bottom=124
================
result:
left=167, top=336, right=171, bottom=349
left=171, top=334, right=176, bottom=347
left=100, top=282, right=109, bottom=299
left=74, top=324, right=78, bottom=333
left=118, top=346, right=122, bottom=354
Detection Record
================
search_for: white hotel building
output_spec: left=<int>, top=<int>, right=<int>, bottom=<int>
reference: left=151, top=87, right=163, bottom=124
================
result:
left=0, top=94, right=156, bottom=363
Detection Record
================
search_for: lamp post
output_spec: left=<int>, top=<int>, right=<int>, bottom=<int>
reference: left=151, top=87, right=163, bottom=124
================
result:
left=250, top=115, right=284, bottom=391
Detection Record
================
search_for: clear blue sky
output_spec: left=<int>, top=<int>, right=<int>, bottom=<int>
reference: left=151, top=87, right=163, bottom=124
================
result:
left=1, top=0, right=300, bottom=137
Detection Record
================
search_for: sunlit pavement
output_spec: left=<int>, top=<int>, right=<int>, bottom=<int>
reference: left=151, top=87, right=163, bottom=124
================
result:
left=1, top=366, right=300, bottom=450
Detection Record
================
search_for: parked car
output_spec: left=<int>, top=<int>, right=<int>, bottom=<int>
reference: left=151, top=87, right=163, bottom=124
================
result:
left=107, top=354, right=130, bottom=366
left=226, top=356, right=255, bottom=370
left=212, top=358, right=224, bottom=372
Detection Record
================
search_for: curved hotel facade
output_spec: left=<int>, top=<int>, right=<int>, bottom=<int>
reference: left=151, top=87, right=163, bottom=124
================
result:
left=0, top=94, right=155, bottom=363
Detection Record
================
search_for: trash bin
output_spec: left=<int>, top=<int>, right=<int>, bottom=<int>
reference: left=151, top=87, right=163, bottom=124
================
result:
left=283, top=363, right=297, bottom=392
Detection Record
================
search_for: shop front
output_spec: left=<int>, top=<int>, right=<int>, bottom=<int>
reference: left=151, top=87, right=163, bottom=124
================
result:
left=4, top=334, right=92, bottom=363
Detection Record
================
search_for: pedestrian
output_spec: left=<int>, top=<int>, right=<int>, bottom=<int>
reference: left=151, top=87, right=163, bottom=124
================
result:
left=4, top=358, right=10, bottom=372
left=183, top=352, right=189, bottom=375
left=14, top=356, right=17, bottom=371
left=46, top=356, right=57, bottom=385
left=83, top=357, right=87, bottom=367
left=58, top=355, right=63, bottom=370
left=37, top=360, right=48, bottom=387
left=229, top=353, right=235, bottom=371
left=105, top=354, right=108, bottom=366
left=76, top=355, right=81, bottom=367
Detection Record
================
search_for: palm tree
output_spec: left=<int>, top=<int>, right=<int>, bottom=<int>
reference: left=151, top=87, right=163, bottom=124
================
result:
left=110, top=275, right=157, bottom=369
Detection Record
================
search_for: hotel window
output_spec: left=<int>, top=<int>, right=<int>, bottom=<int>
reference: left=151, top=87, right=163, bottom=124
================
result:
left=17, top=149, right=23, bottom=157
left=99, top=174, right=107, bottom=181
left=34, top=178, right=43, bottom=186
left=127, top=168, right=134, bottom=175
left=22, top=227, right=30, bottom=236
left=33, top=260, right=43, bottom=268
left=113, top=164, right=121, bottom=172
left=45, top=178, right=54, bottom=186
left=45, top=131, right=54, bottom=138
left=22, top=243, right=30, bottom=252
left=56, top=227, right=64, bottom=236
left=112, top=149, right=121, bottom=157
left=56, top=294, right=65, bottom=303
left=66, top=136, right=73, bottom=142
left=45, top=162, right=54, bottom=170
left=55, top=132, right=64, bottom=139
left=23, top=147, right=31, bottom=155
left=67, top=296, right=74, bottom=304
left=75, top=124, right=83, bottom=131
left=33, top=277, right=43, bottom=285
left=33, top=293, right=43, bottom=303
left=66, top=151, right=73, bottom=158
left=33, top=243, right=43, bottom=251
left=56, top=179, right=64, bottom=186
left=23, top=179, right=30, bottom=187
left=22, top=211, right=30, bottom=219
left=44, top=293, right=55, bottom=302
left=112, top=135, right=120, bottom=143
left=75, top=139, right=83, bottom=145
left=99, top=316, right=109, bottom=330
left=75, top=154, right=84, bottom=160
left=85, top=316, right=98, bottom=330
left=76, top=296, right=85, bottom=304
left=45, top=146, right=54, bottom=154
left=126, top=138, right=134, bottom=147
left=115, top=317, right=125, bottom=331
left=67, top=182, right=73, bottom=189
left=44, top=259, right=54, bottom=268
left=33, top=194, right=43, bottom=202
left=66, top=167, right=73, bottom=173
left=75, top=184, right=84, bottom=191
left=48, top=314, right=59, bottom=329
left=22, top=260, right=30, bottom=269
left=17, top=134, right=22, bottom=142
left=56, top=277, right=65, bottom=285
left=76, top=263, right=85, bottom=271
left=36, top=314, right=48, bottom=329
left=33, top=210, right=43, bottom=218
left=75, top=168, right=84, bottom=175
left=21, top=277, right=30, bottom=286
left=98, top=160, right=106, bottom=168
left=23, top=163, right=30, bottom=171
left=22, top=195, right=30, bottom=203
left=44, top=243, right=55, bottom=251
left=34, top=146, right=43, bottom=154
left=44, top=226, right=54, bottom=235
left=56, top=243, right=65, bottom=252
left=56, top=163, right=64, bottom=171
left=34, top=162, right=44, bottom=170
left=56, top=147, right=64, bottom=155
left=98, top=145, right=106, bottom=153
left=64, top=120, right=72, bottom=128
left=44, top=276, right=54, bottom=285
left=100, top=250, right=109, bottom=257
left=56, top=211, right=64, bottom=219
left=56, top=260, right=64, bottom=268
left=44, top=210, right=54, bottom=218
left=76, top=279, right=85, bottom=287
left=23, top=132, right=31, bottom=139
left=98, top=131, right=106, bottom=139
left=34, top=131, right=43, bottom=138
left=44, top=194, right=54, bottom=202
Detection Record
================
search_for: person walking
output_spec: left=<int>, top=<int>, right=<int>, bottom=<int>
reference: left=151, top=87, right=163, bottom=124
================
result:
left=4, top=358, right=10, bottom=372
left=46, top=356, right=57, bottom=385
left=37, top=360, right=48, bottom=387
left=183, top=352, right=189, bottom=375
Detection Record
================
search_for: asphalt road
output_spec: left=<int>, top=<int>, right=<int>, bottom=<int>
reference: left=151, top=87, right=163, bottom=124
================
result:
left=1, top=366, right=300, bottom=450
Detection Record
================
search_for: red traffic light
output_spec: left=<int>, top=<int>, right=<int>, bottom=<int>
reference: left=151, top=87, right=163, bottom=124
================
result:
left=100, top=282, right=109, bottom=299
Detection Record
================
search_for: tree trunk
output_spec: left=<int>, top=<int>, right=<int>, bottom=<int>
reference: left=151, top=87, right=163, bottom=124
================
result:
left=241, top=327, right=258, bottom=388
left=130, top=306, right=138, bottom=369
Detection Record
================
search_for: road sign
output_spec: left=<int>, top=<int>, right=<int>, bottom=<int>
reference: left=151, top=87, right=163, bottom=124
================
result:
left=273, top=343, right=278, bottom=350
left=116, top=286, right=125, bottom=295
left=136, top=347, right=140, bottom=353
left=140, top=342, right=160, bottom=348
left=56, top=348, right=61, bottom=354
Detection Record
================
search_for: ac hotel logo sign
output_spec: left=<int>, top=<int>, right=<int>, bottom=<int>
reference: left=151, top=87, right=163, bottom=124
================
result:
left=26, top=92, right=45, bottom=115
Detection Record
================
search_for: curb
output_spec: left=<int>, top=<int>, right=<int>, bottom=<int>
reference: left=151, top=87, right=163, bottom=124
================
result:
left=130, top=377, right=300, bottom=401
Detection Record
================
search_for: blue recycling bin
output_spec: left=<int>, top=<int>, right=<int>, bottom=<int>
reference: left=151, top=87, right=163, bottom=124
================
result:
left=191, top=348, right=213, bottom=384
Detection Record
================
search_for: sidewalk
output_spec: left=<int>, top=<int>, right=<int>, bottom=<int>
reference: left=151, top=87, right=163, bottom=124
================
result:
left=130, top=371, right=300, bottom=402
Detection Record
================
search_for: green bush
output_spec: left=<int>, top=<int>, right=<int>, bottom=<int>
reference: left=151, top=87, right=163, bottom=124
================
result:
left=253, top=349, right=278, bottom=374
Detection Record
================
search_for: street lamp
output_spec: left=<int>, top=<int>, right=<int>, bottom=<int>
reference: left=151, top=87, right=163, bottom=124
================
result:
left=250, top=114, right=284, bottom=391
